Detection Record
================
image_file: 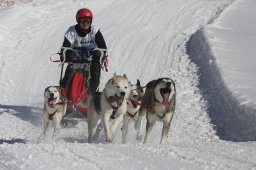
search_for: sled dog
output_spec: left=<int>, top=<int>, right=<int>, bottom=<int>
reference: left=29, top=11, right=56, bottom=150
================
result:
left=87, top=73, right=131, bottom=143
left=135, top=77, right=176, bottom=144
left=122, top=79, right=144, bottom=144
left=43, top=86, right=67, bottom=141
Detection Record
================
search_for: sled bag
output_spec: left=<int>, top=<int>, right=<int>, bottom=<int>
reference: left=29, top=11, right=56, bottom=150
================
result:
left=67, top=71, right=88, bottom=103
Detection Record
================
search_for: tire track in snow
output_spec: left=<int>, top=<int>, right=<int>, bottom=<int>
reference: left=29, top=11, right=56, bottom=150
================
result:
left=0, top=147, right=29, bottom=170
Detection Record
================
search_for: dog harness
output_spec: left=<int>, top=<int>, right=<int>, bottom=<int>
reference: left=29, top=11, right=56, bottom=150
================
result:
left=126, top=98, right=142, bottom=119
left=48, top=111, right=57, bottom=120
left=47, top=98, right=65, bottom=120
left=105, top=95, right=124, bottom=119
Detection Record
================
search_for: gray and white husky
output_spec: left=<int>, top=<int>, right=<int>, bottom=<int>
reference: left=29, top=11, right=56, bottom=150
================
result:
left=87, top=73, right=131, bottom=143
left=122, top=79, right=144, bottom=144
left=135, top=77, right=176, bottom=144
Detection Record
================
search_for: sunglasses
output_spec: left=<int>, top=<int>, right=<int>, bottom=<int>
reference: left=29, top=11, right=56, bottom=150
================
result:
left=79, top=17, right=92, bottom=24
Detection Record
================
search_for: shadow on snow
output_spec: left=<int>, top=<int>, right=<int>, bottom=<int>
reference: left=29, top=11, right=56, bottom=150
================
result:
left=0, top=104, right=42, bottom=127
left=0, top=138, right=26, bottom=144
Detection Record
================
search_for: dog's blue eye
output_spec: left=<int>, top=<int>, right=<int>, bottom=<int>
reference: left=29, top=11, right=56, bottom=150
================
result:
left=125, top=86, right=128, bottom=89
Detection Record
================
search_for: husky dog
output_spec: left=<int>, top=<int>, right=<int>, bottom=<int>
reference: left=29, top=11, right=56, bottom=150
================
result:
left=135, top=78, right=176, bottom=144
left=87, top=73, right=131, bottom=143
left=43, top=86, right=67, bottom=141
left=122, top=79, right=144, bottom=144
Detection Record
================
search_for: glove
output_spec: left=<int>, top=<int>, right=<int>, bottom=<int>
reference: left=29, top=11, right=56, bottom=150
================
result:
left=102, top=56, right=108, bottom=72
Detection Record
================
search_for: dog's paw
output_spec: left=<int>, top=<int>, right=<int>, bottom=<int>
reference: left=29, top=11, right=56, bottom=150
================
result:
left=105, top=138, right=112, bottom=143
left=88, top=136, right=93, bottom=143
left=136, top=134, right=142, bottom=141
left=93, top=133, right=100, bottom=141
left=37, top=135, right=46, bottom=143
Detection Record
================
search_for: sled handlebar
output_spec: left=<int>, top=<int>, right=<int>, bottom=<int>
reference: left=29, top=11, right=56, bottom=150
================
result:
left=59, top=47, right=108, bottom=65
left=60, top=47, right=74, bottom=65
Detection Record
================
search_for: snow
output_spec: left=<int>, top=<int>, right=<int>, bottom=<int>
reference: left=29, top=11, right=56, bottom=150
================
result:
left=0, top=0, right=256, bottom=169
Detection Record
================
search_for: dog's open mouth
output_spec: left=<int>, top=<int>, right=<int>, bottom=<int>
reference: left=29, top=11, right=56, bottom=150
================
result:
left=131, top=99, right=138, bottom=108
left=48, top=97, right=57, bottom=107
left=160, top=88, right=171, bottom=105
left=107, top=94, right=124, bottom=106
left=130, top=96, right=142, bottom=108
left=115, top=94, right=124, bottom=106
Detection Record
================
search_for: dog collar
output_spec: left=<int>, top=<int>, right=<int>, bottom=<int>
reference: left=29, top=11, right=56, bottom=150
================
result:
left=48, top=109, right=58, bottom=120
left=127, top=111, right=138, bottom=119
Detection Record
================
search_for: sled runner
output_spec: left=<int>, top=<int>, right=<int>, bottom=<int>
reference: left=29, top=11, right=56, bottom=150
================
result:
left=50, top=46, right=107, bottom=116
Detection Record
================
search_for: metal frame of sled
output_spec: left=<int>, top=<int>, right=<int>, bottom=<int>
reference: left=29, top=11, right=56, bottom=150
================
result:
left=51, top=47, right=107, bottom=114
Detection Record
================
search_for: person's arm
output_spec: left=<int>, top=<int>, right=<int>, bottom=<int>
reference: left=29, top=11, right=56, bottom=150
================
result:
left=62, top=37, right=72, bottom=47
left=95, top=30, right=108, bottom=71
left=95, top=31, right=107, bottom=49
left=60, top=37, right=72, bottom=62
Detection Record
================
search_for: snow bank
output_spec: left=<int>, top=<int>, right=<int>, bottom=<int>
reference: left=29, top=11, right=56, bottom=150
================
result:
left=186, top=29, right=256, bottom=142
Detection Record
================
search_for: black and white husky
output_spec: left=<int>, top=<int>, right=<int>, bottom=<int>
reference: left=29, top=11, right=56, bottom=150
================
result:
left=43, top=86, right=67, bottom=141
left=135, top=78, right=176, bottom=144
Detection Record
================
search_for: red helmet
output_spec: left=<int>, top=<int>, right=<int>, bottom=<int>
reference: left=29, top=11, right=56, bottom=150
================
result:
left=76, top=8, right=93, bottom=22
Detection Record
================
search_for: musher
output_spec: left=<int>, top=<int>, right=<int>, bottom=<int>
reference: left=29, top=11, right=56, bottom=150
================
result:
left=60, top=8, right=108, bottom=98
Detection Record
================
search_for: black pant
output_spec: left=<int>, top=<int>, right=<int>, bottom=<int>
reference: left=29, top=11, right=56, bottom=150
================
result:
left=60, top=64, right=75, bottom=89
left=60, top=49, right=102, bottom=94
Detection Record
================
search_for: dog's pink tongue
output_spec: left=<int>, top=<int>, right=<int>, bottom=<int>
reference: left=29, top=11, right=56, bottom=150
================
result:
left=162, top=93, right=169, bottom=106
left=49, top=100, right=55, bottom=105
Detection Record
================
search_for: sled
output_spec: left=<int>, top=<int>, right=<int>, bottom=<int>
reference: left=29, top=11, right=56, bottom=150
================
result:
left=50, top=47, right=107, bottom=117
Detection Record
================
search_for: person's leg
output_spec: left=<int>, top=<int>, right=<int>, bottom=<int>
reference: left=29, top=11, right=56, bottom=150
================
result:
left=89, top=62, right=101, bottom=94
left=89, top=50, right=102, bottom=94
left=60, top=64, right=74, bottom=96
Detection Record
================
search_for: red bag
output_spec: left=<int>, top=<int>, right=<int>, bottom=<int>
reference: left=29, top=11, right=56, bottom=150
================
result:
left=66, top=71, right=88, bottom=103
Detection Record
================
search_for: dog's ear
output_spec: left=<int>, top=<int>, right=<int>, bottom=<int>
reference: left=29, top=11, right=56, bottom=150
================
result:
left=113, top=73, right=117, bottom=79
left=128, top=81, right=132, bottom=88
left=136, top=79, right=144, bottom=92
left=44, top=86, right=50, bottom=93
left=107, top=78, right=113, bottom=85
left=171, top=79, right=176, bottom=88
left=44, top=86, right=50, bottom=98
left=136, top=79, right=141, bottom=87
left=123, top=74, right=128, bottom=80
